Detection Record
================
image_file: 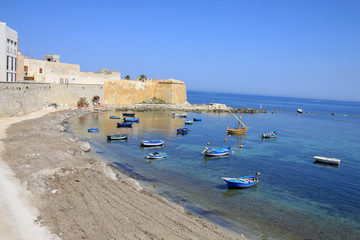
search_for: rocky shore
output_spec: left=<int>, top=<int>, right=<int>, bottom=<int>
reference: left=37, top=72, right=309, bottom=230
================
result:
left=111, top=102, right=267, bottom=114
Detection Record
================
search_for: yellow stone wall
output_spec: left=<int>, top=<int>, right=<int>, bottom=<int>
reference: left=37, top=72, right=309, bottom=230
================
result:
left=104, top=79, right=187, bottom=105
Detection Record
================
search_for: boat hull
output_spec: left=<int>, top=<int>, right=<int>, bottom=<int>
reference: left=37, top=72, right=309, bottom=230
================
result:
left=177, top=128, right=189, bottom=134
left=141, top=140, right=165, bottom=146
left=107, top=134, right=128, bottom=140
left=123, top=113, right=135, bottom=117
left=204, top=147, right=231, bottom=156
left=109, top=115, right=121, bottom=119
left=123, top=118, right=139, bottom=122
left=147, top=152, right=167, bottom=159
left=117, top=122, right=133, bottom=128
left=222, top=176, right=259, bottom=188
left=227, top=127, right=247, bottom=134
left=262, top=131, right=277, bottom=138
left=314, top=156, right=341, bottom=165
left=88, top=128, right=99, bottom=132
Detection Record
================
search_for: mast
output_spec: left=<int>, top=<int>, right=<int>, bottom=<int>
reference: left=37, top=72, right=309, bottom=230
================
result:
left=227, top=108, right=247, bottom=128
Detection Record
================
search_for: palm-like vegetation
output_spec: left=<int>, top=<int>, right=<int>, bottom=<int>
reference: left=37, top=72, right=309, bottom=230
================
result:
left=124, top=75, right=130, bottom=80
left=139, top=74, right=147, bottom=81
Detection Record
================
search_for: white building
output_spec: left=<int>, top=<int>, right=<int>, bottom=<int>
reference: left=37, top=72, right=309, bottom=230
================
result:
left=0, top=22, right=18, bottom=82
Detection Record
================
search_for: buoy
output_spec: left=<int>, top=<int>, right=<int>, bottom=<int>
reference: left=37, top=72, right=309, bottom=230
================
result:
left=207, top=142, right=210, bottom=145
left=224, top=139, right=226, bottom=142
left=240, top=145, right=243, bottom=148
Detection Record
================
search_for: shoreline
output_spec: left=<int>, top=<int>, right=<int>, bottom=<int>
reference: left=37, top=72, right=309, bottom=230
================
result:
left=0, top=108, right=248, bottom=240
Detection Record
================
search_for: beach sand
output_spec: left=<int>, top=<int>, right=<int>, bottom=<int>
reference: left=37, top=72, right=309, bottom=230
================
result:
left=0, top=109, right=246, bottom=240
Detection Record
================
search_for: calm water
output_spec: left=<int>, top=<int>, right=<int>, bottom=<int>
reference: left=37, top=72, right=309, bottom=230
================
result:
left=71, top=92, right=360, bottom=240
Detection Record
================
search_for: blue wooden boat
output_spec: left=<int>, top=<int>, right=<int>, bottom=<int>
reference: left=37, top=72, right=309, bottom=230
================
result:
left=222, top=175, right=260, bottom=188
left=147, top=151, right=168, bottom=159
left=193, top=118, right=202, bottom=121
left=185, top=120, right=194, bottom=125
left=262, top=131, right=277, bottom=138
left=107, top=134, right=128, bottom=140
left=140, top=139, right=165, bottom=146
left=109, top=115, right=121, bottom=119
left=123, top=113, right=135, bottom=117
left=123, top=117, right=139, bottom=122
left=117, top=122, right=133, bottom=128
left=88, top=128, right=99, bottom=132
left=202, top=146, right=230, bottom=156
left=177, top=128, right=189, bottom=134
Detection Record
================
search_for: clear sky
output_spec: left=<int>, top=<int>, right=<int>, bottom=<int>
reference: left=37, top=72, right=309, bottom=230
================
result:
left=2, top=0, right=360, bottom=101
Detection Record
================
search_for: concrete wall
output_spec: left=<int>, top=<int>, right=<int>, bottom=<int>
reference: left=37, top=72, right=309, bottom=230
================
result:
left=0, top=82, right=50, bottom=117
left=49, top=83, right=104, bottom=107
left=78, top=71, right=121, bottom=84
left=104, top=79, right=187, bottom=105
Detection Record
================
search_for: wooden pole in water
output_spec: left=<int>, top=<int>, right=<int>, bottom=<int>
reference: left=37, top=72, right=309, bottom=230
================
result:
left=227, top=108, right=247, bottom=128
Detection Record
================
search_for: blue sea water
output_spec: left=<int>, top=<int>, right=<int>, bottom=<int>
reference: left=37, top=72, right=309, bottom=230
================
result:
left=71, top=91, right=360, bottom=240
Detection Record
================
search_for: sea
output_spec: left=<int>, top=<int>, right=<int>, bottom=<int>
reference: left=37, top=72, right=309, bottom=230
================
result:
left=70, top=91, right=360, bottom=240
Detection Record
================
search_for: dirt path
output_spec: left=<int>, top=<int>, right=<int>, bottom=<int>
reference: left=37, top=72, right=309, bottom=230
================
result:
left=0, top=109, right=246, bottom=240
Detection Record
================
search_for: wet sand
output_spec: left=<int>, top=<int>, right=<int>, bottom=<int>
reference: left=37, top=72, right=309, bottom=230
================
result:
left=0, top=109, right=246, bottom=240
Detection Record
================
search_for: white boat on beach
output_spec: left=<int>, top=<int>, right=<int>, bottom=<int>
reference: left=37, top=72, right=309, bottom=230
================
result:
left=313, top=156, right=341, bottom=165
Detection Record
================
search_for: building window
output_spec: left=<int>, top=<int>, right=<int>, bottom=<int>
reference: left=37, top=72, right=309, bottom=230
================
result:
left=11, top=57, right=13, bottom=71
left=7, top=56, right=9, bottom=70
left=24, top=66, right=28, bottom=72
left=14, top=73, right=16, bottom=81
left=39, top=68, right=43, bottom=74
left=7, top=39, right=10, bottom=52
left=10, top=40, right=13, bottom=53
left=14, top=58, right=17, bottom=71
left=14, top=42, right=17, bottom=54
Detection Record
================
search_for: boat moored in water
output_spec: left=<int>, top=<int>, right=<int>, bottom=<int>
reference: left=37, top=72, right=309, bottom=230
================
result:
left=88, top=128, right=99, bottom=132
left=109, top=115, right=121, bottom=119
left=147, top=151, right=168, bottom=159
left=177, top=128, right=189, bottom=134
left=227, top=108, right=248, bottom=134
left=202, top=146, right=231, bottom=156
left=117, top=122, right=133, bottom=128
left=172, top=113, right=188, bottom=118
left=314, top=156, right=341, bottom=165
left=123, top=117, right=139, bottom=122
left=297, top=109, right=303, bottom=113
left=262, top=131, right=278, bottom=138
left=193, top=118, right=202, bottom=121
left=140, top=139, right=165, bottom=147
left=185, top=120, right=194, bottom=125
left=123, top=113, right=135, bottom=117
left=107, top=134, right=128, bottom=140
left=222, top=173, right=260, bottom=188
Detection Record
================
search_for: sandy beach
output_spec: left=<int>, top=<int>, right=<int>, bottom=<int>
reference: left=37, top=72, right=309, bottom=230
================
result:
left=0, top=109, right=246, bottom=240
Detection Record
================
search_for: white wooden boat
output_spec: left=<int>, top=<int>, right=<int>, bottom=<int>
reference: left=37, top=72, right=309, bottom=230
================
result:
left=313, top=156, right=341, bottom=165
left=297, top=109, right=303, bottom=113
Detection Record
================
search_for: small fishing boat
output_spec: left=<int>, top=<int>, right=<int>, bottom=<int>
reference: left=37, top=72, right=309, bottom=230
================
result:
left=123, top=113, right=135, bottom=117
left=185, top=120, right=194, bottom=125
left=88, top=128, right=99, bottom=132
left=107, top=134, right=128, bottom=140
left=172, top=113, right=188, bottom=118
left=193, top=118, right=202, bottom=121
left=262, top=131, right=278, bottom=138
left=202, top=146, right=231, bottom=156
left=140, top=139, right=165, bottom=147
left=222, top=172, right=261, bottom=189
left=227, top=108, right=247, bottom=134
left=297, top=109, right=303, bottom=113
left=177, top=128, right=189, bottom=134
left=314, top=156, right=341, bottom=165
left=123, top=117, right=139, bottom=122
left=117, top=122, right=133, bottom=128
left=109, top=115, right=121, bottom=119
left=147, top=151, right=168, bottom=159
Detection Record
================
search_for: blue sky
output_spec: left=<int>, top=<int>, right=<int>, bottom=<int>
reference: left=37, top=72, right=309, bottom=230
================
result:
left=2, top=0, right=360, bottom=101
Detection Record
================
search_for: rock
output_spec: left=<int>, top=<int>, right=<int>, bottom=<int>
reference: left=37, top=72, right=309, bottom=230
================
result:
left=80, top=142, right=91, bottom=152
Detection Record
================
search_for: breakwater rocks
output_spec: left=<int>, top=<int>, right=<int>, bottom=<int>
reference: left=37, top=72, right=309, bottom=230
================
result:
left=112, top=103, right=267, bottom=114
